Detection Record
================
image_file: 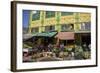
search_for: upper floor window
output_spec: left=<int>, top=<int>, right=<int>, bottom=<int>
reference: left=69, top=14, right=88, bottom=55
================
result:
left=61, top=12, right=73, bottom=16
left=80, top=22, right=91, bottom=30
left=31, top=27, right=39, bottom=33
left=45, top=11, right=55, bottom=18
left=61, top=24, right=74, bottom=31
left=32, top=11, right=40, bottom=21
left=45, top=26, right=55, bottom=31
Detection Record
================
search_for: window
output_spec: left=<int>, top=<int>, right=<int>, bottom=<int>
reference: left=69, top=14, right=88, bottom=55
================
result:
left=45, top=26, right=55, bottom=31
left=32, top=11, right=40, bottom=21
left=61, top=12, right=73, bottom=16
left=31, top=27, right=39, bottom=33
left=45, top=11, right=55, bottom=18
left=61, top=24, right=74, bottom=31
left=80, top=22, right=91, bottom=30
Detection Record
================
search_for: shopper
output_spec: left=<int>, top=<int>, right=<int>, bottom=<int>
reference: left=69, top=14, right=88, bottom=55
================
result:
left=60, top=43, right=64, bottom=52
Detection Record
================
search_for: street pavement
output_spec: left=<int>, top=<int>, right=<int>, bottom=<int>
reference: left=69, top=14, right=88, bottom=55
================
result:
left=36, top=56, right=63, bottom=61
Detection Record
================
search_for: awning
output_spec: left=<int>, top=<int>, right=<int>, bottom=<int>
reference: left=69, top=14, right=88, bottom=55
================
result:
left=33, top=32, right=57, bottom=37
left=23, top=48, right=29, bottom=52
left=23, top=33, right=33, bottom=40
left=23, top=44, right=32, bottom=48
left=55, top=32, right=74, bottom=40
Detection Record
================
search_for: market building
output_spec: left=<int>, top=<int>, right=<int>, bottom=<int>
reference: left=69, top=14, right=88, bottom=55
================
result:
left=27, top=11, right=91, bottom=48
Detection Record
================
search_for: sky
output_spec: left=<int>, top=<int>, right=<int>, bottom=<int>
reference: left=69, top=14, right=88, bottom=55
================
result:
left=23, top=10, right=30, bottom=28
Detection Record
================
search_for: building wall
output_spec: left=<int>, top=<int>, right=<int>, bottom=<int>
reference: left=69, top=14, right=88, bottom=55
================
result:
left=29, top=11, right=91, bottom=33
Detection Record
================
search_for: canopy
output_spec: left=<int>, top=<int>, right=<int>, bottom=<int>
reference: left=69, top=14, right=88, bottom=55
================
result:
left=33, top=32, right=57, bottom=37
left=23, top=33, right=33, bottom=40
left=55, top=32, right=74, bottom=40
left=23, top=43, right=32, bottom=48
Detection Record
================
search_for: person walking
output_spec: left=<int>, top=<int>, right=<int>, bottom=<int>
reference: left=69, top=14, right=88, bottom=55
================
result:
left=48, top=43, right=53, bottom=52
left=60, top=43, right=64, bottom=52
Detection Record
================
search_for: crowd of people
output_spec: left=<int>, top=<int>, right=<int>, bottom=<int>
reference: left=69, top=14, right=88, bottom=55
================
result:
left=23, top=43, right=91, bottom=62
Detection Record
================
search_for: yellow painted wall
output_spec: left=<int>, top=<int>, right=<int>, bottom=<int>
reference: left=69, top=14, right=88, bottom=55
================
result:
left=28, top=11, right=33, bottom=33
left=74, top=23, right=80, bottom=31
left=44, top=18, right=57, bottom=26
left=30, top=21, right=41, bottom=27
left=79, top=13, right=91, bottom=22
left=43, top=11, right=57, bottom=26
left=60, top=15, right=75, bottom=24
left=29, top=11, right=91, bottom=33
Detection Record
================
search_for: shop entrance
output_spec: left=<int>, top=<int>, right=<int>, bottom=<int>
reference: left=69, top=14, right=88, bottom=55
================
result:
left=75, top=33, right=91, bottom=46
left=81, top=33, right=91, bottom=45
